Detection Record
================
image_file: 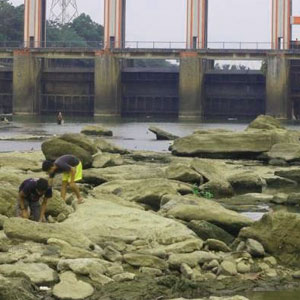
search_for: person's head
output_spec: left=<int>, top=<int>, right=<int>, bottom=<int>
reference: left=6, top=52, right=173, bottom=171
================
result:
left=36, top=178, right=49, bottom=195
left=42, top=160, right=55, bottom=174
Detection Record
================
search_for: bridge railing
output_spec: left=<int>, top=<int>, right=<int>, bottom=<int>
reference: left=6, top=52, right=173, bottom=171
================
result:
left=1, top=40, right=300, bottom=50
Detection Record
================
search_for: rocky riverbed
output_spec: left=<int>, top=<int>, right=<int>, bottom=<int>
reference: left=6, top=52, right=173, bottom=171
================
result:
left=0, top=115, right=300, bottom=300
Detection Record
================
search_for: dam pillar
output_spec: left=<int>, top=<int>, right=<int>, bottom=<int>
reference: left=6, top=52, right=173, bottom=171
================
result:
left=94, top=51, right=122, bottom=117
left=186, top=0, right=208, bottom=49
left=24, top=0, right=46, bottom=48
left=179, top=52, right=205, bottom=118
left=271, top=0, right=292, bottom=50
left=266, top=55, right=291, bottom=119
left=13, top=50, right=42, bottom=114
left=104, top=0, right=126, bottom=49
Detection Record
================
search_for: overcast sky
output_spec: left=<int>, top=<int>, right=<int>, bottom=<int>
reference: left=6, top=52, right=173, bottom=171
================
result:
left=11, top=0, right=300, bottom=43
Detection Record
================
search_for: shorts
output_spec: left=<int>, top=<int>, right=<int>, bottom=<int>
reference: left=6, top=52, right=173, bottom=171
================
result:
left=62, top=161, right=83, bottom=183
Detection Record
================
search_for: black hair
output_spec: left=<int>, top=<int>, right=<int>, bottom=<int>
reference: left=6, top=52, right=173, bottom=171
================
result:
left=42, top=160, right=54, bottom=172
left=36, top=178, right=49, bottom=192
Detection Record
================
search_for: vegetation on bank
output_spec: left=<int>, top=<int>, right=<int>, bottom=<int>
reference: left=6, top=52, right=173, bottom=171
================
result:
left=0, top=0, right=103, bottom=45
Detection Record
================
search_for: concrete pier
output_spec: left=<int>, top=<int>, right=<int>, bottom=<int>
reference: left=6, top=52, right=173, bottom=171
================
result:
left=179, top=52, right=205, bottom=118
left=266, top=54, right=291, bottom=119
left=13, top=50, right=42, bottom=114
left=94, top=51, right=121, bottom=116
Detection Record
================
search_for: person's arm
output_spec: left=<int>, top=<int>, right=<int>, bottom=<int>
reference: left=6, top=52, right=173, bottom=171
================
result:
left=39, top=197, right=48, bottom=222
left=18, top=191, right=29, bottom=219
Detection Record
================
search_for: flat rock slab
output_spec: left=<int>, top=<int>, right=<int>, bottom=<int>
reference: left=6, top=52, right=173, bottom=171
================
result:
left=53, top=271, right=94, bottom=300
left=171, top=130, right=298, bottom=159
left=148, top=126, right=179, bottom=140
left=0, top=262, right=57, bottom=285
left=63, top=196, right=196, bottom=246
left=165, top=195, right=253, bottom=235
left=4, top=218, right=94, bottom=250
left=81, top=125, right=113, bottom=136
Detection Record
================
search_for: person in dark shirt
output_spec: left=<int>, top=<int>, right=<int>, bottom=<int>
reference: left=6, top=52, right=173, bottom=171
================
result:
left=18, top=178, right=52, bottom=222
left=42, top=154, right=84, bottom=204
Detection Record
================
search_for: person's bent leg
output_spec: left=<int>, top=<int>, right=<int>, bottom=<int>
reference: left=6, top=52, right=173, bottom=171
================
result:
left=69, top=182, right=83, bottom=204
left=61, top=181, right=68, bottom=201
left=29, top=201, right=41, bottom=222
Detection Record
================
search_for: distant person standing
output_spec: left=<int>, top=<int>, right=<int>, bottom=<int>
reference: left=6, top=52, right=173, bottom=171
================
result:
left=57, top=112, right=63, bottom=125
left=42, top=155, right=84, bottom=204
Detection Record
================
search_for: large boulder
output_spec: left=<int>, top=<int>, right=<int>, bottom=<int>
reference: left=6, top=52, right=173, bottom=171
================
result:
left=0, top=184, right=18, bottom=217
left=246, top=115, right=285, bottom=131
left=148, top=126, right=179, bottom=140
left=94, top=138, right=129, bottom=154
left=166, top=163, right=203, bottom=184
left=83, top=164, right=166, bottom=185
left=0, top=262, right=57, bottom=285
left=170, top=130, right=298, bottom=159
left=63, top=196, right=196, bottom=246
left=0, top=152, right=44, bottom=171
left=275, top=168, right=300, bottom=183
left=53, top=271, right=94, bottom=300
left=41, top=138, right=92, bottom=168
left=45, top=190, right=74, bottom=217
left=228, top=172, right=266, bottom=194
left=266, top=143, right=300, bottom=163
left=191, top=159, right=234, bottom=197
left=239, top=212, right=300, bottom=266
left=92, top=153, right=124, bottom=168
left=187, top=220, right=234, bottom=245
left=3, top=218, right=94, bottom=250
left=165, top=195, right=253, bottom=235
left=93, top=178, right=192, bottom=210
left=60, top=133, right=97, bottom=155
left=81, top=125, right=113, bottom=136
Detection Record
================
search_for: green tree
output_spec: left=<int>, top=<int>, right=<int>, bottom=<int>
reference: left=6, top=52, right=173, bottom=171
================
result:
left=0, top=0, right=24, bottom=43
left=70, top=13, right=103, bottom=46
left=46, top=21, right=86, bottom=47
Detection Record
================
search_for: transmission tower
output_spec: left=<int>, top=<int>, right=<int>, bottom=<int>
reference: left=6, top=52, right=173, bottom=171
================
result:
left=50, top=0, right=79, bottom=25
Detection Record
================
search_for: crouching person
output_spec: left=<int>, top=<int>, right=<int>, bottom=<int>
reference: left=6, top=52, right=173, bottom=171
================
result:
left=42, top=154, right=84, bottom=204
left=17, top=178, right=52, bottom=222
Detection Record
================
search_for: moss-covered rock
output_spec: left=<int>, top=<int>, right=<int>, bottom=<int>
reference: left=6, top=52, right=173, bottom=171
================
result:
left=41, top=138, right=92, bottom=168
left=246, top=115, right=285, bottom=131
left=0, top=184, right=18, bottom=217
left=239, top=212, right=300, bottom=267
left=60, top=133, right=97, bottom=155
left=81, top=125, right=113, bottom=136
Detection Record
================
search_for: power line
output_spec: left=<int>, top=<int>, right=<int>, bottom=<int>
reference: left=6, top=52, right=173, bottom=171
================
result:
left=50, top=0, right=79, bottom=25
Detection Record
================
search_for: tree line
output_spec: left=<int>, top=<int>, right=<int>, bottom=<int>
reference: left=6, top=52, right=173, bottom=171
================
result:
left=0, top=0, right=103, bottom=45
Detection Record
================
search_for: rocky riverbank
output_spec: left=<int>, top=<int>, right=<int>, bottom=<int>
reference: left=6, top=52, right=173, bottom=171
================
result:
left=0, top=115, right=300, bottom=300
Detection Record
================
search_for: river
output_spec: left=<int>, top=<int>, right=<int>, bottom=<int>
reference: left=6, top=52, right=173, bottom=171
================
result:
left=1, top=115, right=300, bottom=300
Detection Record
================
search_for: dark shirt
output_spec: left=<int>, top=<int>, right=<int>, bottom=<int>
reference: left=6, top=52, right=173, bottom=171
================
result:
left=50, top=155, right=80, bottom=178
left=19, top=179, right=52, bottom=202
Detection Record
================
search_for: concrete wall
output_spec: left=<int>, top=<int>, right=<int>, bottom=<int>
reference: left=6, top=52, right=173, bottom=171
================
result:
left=179, top=52, right=205, bottom=118
left=13, top=50, right=42, bottom=114
left=94, top=51, right=121, bottom=116
left=266, top=54, right=291, bottom=119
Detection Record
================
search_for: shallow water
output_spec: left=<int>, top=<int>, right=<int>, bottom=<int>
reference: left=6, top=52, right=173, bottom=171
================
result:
left=0, top=115, right=248, bottom=152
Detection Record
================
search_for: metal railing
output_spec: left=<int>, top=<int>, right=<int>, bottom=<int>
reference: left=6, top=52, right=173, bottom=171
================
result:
left=1, top=40, right=300, bottom=50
